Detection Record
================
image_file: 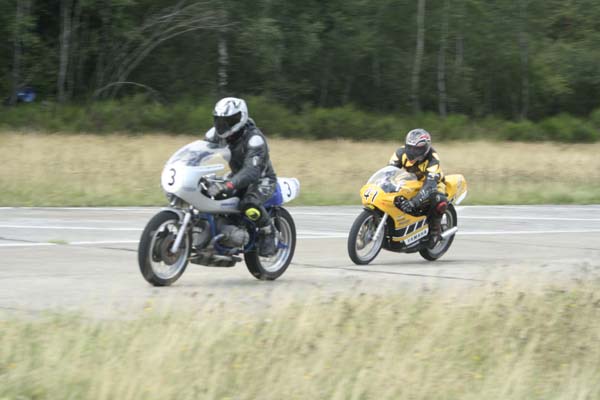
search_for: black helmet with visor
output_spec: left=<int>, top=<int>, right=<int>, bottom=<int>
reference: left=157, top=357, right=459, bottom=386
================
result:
left=405, top=128, right=432, bottom=163
left=213, top=112, right=242, bottom=136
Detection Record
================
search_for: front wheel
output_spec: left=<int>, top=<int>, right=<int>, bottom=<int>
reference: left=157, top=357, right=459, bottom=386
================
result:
left=138, top=210, right=191, bottom=286
left=419, top=204, right=458, bottom=261
left=348, top=210, right=385, bottom=265
left=245, top=207, right=296, bottom=280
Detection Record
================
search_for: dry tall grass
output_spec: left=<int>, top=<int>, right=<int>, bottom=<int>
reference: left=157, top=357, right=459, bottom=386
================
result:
left=2, top=285, right=600, bottom=399
left=2, top=132, right=599, bottom=205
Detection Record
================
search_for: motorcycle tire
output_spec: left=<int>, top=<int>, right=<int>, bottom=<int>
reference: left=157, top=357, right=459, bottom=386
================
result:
left=245, top=207, right=296, bottom=280
left=138, top=210, right=191, bottom=286
left=348, top=210, right=385, bottom=265
left=419, top=203, right=458, bottom=261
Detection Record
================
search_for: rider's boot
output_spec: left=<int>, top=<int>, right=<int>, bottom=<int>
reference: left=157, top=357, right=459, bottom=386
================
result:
left=427, top=195, right=448, bottom=248
left=427, top=216, right=442, bottom=248
left=258, top=221, right=277, bottom=257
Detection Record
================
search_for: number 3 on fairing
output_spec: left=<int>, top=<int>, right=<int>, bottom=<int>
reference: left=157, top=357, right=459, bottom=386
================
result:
left=284, top=181, right=292, bottom=197
left=168, top=168, right=176, bottom=186
left=363, top=188, right=379, bottom=202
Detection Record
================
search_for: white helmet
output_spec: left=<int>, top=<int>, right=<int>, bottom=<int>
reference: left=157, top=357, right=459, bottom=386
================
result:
left=212, top=97, right=249, bottom=139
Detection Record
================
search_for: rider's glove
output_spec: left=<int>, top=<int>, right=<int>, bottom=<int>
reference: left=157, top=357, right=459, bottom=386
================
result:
left=207, top=180, right=235, bottom=198
left=395, top=196, right=417, bottom=214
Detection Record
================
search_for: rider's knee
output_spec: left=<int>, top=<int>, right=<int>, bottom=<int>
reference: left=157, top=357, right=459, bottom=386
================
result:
left=244, top=207, right=262, bottom=221
left=435, top=201, right=448, bottom=215
left=430, top=192, right=448, bottom=215
left=242, top=203, right=269, bottom=226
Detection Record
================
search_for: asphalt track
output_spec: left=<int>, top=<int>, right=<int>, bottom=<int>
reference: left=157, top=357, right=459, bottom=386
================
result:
left=1, top=205, right=600, bottom=317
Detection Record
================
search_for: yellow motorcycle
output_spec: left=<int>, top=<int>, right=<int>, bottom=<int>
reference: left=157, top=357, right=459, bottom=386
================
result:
left=347, top=166, right=467, bottom=265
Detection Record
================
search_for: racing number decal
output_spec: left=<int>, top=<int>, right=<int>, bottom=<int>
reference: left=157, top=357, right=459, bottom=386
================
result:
left=283, top=181, right=292, bottom=197
left=363, top=189, right=379, bottom=203
left=168, top=168, right=176, bottom=186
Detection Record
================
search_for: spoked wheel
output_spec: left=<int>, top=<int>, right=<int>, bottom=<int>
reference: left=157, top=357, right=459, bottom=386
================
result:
left=245, top=207, right=296, bottom=280
left=138, top=211, right=191, bottom=286
left=348, top=210, right=385, bottom=265
left=419, top=204, right=458, bottom=261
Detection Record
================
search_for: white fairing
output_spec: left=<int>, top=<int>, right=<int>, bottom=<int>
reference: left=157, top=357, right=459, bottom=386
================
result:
left=278, top=177, right=300, bottom=203
left=161, top=140, right=241, bottom=213
left=161, top=140, right=300, bottom=212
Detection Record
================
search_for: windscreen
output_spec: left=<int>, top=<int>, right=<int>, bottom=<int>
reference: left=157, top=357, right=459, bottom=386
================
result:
left=165, top=140, right=231, bottom=168
left=366, top=166, right=418, bottom=193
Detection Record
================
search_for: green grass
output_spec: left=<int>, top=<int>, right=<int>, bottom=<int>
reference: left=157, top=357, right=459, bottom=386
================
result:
left=2, top=284, right=600, bottom=399
left=2, top=132, right=600, bottom=206
left=47, top=239, right=69, bottom=245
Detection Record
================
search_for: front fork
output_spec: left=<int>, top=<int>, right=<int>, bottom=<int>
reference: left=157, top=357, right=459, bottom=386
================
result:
left=371, top=212, right=388, bottom=242
left=170, top=210, right=192, bottom=253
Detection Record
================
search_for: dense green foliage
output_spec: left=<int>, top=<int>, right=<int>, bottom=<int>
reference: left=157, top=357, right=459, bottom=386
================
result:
left=1, top=96, right=599, bottom=142
left=2, top=0, right=600, bottom=136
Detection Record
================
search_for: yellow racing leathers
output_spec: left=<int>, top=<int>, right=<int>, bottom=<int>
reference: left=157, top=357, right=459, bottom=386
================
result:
left=389, top=146, right=448, bottom=245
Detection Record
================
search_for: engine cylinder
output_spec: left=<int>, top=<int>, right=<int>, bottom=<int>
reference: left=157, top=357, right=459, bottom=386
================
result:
left=220, top=225, right=249, bottom=248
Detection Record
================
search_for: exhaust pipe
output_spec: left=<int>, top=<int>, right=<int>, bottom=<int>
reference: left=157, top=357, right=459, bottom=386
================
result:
left=440, top=227, right=458, bottom=239
left=209, top=233, right=225, bottom=248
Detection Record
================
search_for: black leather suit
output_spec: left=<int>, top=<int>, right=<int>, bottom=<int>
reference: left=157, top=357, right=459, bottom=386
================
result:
left=206, top=119, right=277, bottom=227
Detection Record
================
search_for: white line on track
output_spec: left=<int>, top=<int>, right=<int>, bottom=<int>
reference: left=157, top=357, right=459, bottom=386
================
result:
left=0, top=236, right=346, bottom=248
left=0, top=207, right=154, bottom=212
left=459, top=229, right=600, bottom=236
left=2, top=206, right=600, bottom=213
left=0, top=225, right=141, bottom=231
left=296, top=229, right=600, bottom=238
left=299, top=230, right=348, bottom=235
left=2, top=229, right=600, bottom=248
left=4, top=212, right=600, bottom=232
left=0, top=242, right=56, bottom=247
left=290, top=212, right=358, bottom=217
left=293, top=214, right=600, bottom=222
left=459, top=216, right=600, bottom=222
left=0, top=225, right=352, bottom=235
left=298, top=235, right=348, bottom=239
left=0, top=240, right=139, bottom=248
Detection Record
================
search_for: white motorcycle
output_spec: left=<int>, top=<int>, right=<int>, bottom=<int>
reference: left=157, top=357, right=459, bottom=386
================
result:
left=138, top=140, right=299, bottom=285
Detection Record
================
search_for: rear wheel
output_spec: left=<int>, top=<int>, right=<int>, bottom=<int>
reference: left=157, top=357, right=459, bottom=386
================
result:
left=138, top=211, right=191, bottom=286
left=419, top=204, right=458, bottom=261
left=245, top=207, right=296, bottom=280
left=348, top=210, right=385, bottom=265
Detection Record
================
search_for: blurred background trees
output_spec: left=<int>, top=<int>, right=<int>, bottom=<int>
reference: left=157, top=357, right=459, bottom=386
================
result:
left=1, top=0, right=600, bottom=129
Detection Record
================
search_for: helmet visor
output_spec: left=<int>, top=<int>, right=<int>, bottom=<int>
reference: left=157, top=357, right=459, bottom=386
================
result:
left=405, top=144, right=428, bottom=162
left=214, top=112, right=242, bottom=136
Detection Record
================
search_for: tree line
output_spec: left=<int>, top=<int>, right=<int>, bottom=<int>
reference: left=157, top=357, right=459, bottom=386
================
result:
left=2, top=0, right=600, bottom=121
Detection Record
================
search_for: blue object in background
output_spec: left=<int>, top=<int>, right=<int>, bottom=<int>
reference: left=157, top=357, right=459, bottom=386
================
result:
left=17, top=87, right=36, bottom=103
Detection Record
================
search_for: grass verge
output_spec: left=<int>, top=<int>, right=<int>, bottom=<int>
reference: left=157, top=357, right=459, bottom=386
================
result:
left=1, top=132, right=600, bottom=206
left=2, top=284, right=600, bottom=399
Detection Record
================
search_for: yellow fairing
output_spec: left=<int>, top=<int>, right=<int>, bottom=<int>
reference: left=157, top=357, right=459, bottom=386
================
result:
left=444, top=174, right=468, bottom=205
left=359, top=169, right=468, bottom=238
left=360, top=181, right=427, bottom=233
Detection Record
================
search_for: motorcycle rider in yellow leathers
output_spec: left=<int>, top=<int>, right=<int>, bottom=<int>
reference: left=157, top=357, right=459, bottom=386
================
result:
left=389, top=129, right=448, bottom=247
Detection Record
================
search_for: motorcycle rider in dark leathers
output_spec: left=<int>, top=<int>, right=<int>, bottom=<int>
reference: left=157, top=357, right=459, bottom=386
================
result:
left=389, top=129, right=448, bottom=247
left=205, top=97, right=278, bottom=257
